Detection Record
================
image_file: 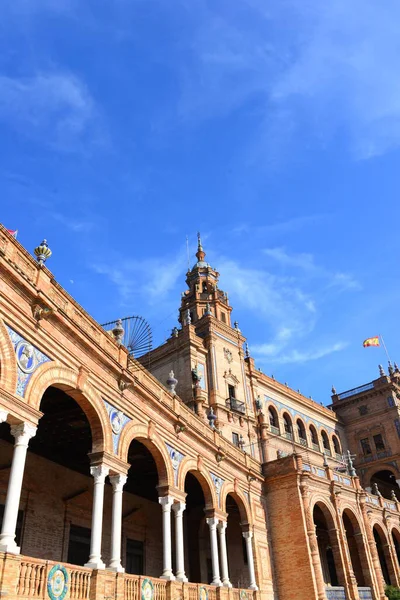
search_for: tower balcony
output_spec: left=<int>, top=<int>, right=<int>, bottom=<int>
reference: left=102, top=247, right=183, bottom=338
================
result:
left=227, top=397, right=246, bottom=415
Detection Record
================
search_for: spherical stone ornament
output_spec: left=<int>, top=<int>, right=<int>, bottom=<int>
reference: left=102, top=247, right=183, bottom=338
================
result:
left=199, top=586, right=209, bottom=600
left=47, top=565, right=68, bottom=600
left=141, top=578, right=154, bottom=600
left=16, top=341, right=37, bottom=374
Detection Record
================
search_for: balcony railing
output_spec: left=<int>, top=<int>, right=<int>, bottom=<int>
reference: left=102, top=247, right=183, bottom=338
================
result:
left=324, top=448, right=332, bottom=457
left=4, top=554, right=257, bottom=600
left=284, top=431, right=293, bottom=440
left=227, top=397, right=246, bottom=414
left=325, top=586, right=347, bottom=599
left=312, top=442, right=320, bottom=452
left=299, top=437, right=308, bottom=447
left=270, top=425, right=280, bottom=435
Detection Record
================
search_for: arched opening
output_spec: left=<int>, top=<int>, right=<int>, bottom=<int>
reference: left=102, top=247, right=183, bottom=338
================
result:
left=226, top=494, right=249, bottom=589
left=282, top=413, right=293, bottom=440
left=0, top=386, right=96, bottom=563
left=184, top=472, right=212, bottom=584
left=313, top=504, right=341, bottom=587
left=123, top=439, right=163, bottom=576
left=332, top=435, right=341, bottom=457
left=268, top=407, right=279, bottom=433
left=310, top=425, right=319, bottom=451
left=370, top=470, right=400, bottom=500
left=321, top=431, right=331, bottom=456
left=392, top=529, right=400, bottom=569
left=342, top=511, right=366, bottom=586
left=373, top=526, right=391, bottom=585
left=296, top=419, right=307, bottom=446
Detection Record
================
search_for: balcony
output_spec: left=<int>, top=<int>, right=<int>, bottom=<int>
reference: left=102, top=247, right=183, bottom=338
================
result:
left=299, top=437, right=308, bottom=447
left=270, top=425, right=280, bottom=436
left=227, top=397, right=246, bottom=415
left=283, top=431, right=293, bottom=441
left=312, top=442, right=320, bottom=452
left=1, top=554, right=256, bottom=600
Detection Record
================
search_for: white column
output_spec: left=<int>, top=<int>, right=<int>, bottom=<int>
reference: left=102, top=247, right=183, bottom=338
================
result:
left=217, top=521, right=232, bottom=587
left=206, top=517, right=222, bottom=586
left=0, top=422, right=36, bottom=554
left=243, top=531, right=258, bottom=591
left=108, top=473, right=127, bottom=572
left=159, top=496, right=175, bottom=580
left=85, top=464, right=109, bottom=569
left=172, top=501, right=188, bottom=581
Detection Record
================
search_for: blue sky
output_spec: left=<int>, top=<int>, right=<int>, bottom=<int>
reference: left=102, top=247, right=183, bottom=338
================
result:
left=2, top=0, right=400, bottom=404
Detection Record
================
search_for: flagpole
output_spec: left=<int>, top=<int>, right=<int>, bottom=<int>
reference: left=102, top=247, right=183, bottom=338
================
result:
left=379, top=335, right=391, bottom=363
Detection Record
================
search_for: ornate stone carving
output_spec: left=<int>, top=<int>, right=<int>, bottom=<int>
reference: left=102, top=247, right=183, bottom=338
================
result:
left=6, top=326, right=51, bottom=397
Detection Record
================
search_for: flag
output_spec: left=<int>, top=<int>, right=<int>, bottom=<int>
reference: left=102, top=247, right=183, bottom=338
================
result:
left=7, top=229, right=18, bottom=239
left=363, top=337, right=380, bottom=348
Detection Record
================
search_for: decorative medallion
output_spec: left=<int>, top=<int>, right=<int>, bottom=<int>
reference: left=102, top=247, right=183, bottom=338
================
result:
left=103, top=400, right=130, bottom=454
left=47, top=564, right=68, bottom=600
left=240, top=591, right=248, bottom=600
left=165, top=442, right=184, bottom=485
left=141, top=578, right=154, bottom=600
left=223, top=348, right=233, bottom=363
left=199, top=587, right=209, bottom=600
left=6, top=326, right=51, bottom=397
left=210, top=472, right=224, bottom=507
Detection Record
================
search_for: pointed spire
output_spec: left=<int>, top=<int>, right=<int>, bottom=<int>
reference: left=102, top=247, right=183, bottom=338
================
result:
left=379, top=364, right=386, bottom=377
left=389, top=361, right=395, bottom=376
left=331, top=385, right=337, bottom=395
left=395, top=362, right=399, bottom=373
left=196, top=232, right=206, bottom=263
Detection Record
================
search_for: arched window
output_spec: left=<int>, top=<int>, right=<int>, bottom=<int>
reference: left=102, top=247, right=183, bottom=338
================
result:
left=297, top=419, right=307, bottom=446
left=310, top=425, right=319, bottom=450
left=202, top=282, right=208, bottom=293
left=321, top=431, right=331, bottom=456
left=268, top=407, right=279, bottom=434
left=283, top=413, right=293, bottom=440
left=332, top=435, right=341, bottom=458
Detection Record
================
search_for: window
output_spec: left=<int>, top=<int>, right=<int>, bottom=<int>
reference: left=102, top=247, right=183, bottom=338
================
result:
left=220, top=312, right=226, bottom=323
left=126, top=539, right=144, bottom=575
left=310, top=425, right=318, bottom=446
left=283, top=414, right=292, bottom=434
left=67, top=525, right=91, bottom=566
left=232, top=432, right=240, bottom=447
left=395, top=419, right=400, bottom=439
left=269, top=407, right=279, bottom=429
left=332, top=435, right=341, bottom=455
left=297, top=419, right=306, bottom=440
left=321, top=431, right=330, bottom=452
left=388, top=396, right=396, bottom=408
left=360, top=438, right=372, bottom=456
left=228, top=384, right=235, bottom=399
left=373, top=434, right=385, bottom=452
left=0, top=505, right=24, bottom=548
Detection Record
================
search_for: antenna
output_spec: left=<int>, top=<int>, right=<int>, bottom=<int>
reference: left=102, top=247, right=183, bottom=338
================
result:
left=186, top=235, right=190, bottom=270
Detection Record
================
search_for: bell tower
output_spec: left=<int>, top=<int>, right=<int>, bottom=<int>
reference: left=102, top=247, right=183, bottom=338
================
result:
left=179, top=233, right=232, bottom=327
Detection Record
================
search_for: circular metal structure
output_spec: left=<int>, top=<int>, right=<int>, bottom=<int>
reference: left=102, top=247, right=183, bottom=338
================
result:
left=101, top=315, right=153, bottom=358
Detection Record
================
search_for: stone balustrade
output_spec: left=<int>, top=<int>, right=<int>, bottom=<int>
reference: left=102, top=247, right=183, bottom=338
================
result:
left=0, top=553, right=257, bottom=600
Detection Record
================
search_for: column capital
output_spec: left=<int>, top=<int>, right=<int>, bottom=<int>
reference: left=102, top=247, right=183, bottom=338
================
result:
left=159, top=495, right=174, bottom=510
left=172, top=501, right=186, bottom=515
left=0, top=410, right=8, bottom=423
left=217, top=520, right=228, bottom=533
left=206, top=517, right=219, bottom=529
left=90, top=464, right=109, bottom=483
left=242, top=530, right=253, bottom=540
left=10, top=422, right=37, bottom=446
left=109, top=473, right=127, bottom=492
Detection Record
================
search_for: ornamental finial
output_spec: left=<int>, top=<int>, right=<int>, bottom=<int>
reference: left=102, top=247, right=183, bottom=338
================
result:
left=331, top=385, right=337, bottom=395
left=34, top=239, right=52, bottom=266
left=389, top=361, right=395, bottom=376
left=379, top=364, right=385, bottom=377
left=195, top=232, right=205, bottom=263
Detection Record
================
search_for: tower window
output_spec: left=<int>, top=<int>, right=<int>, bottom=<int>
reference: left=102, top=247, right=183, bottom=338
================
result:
left=220, top=312, right=226, bottom=323
left=232, top=432, right=239, bottom=447
left=360, top=438, right=372, bottom=456
left=228, top=384, right=236, bottom=399
left=373, top=434, right=385, bottom=452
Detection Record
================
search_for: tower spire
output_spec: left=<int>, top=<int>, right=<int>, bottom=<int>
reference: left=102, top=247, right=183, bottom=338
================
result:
left=196, top=232, right=206, bottom=263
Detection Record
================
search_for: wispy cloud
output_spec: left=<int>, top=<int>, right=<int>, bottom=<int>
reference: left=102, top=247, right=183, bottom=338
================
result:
left=0, top=73, right=103, bottom=152
left=252, top=340, right=349, bottom=365
left=231, top=215, right=325, bottom=237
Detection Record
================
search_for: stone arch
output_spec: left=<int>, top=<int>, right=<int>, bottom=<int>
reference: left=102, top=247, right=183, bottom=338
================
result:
left=295, top=417, right=307, bottom=442
left=177, top=457, right=217, bottom=510
left=320, top=429, right=331, bottom=453
left=0, top=318, right=18, bottom=394
left=24, top=361, right=112, bottom=454
left=220, top=483, right=252, bottom=525
left=309, top=423, right=319, bottom=447
left=372, top=522, right=393, bottom=585
left=366, top=464, right=400, bottom=485
left=390, top=527, right=400, bottom=569
left=310, top=497, right=337, bottom=528
left=341, top=507, right=371, bottom=587
left=331, top=433, right=342, bottom=455
left=281, top=411, right=293, bottom=436
left=118, top=421, right=173, bottom=488
left=267, top=404, right=279, bottom=430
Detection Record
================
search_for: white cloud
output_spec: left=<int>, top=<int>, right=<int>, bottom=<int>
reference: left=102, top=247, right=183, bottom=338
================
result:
left=0, top=73, right=102, bottom=151
left=252, top=341, right=349, bottom=365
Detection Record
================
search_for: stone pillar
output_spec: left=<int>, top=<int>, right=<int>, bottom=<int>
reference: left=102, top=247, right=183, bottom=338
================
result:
left=85, top=464, right=109, bottom=569
left=242, top=531, right=258, bottom=591
left=300, top=481, right=327, bottom=600
left=0, top=422, right=36, bottom=554
left=108, top=473, right=127, bottom=572
left=360, top=501, right=387, bottom=600
left=172, top=502, right=188, bottom=582
left=206, top=517, right=222, bottom=586
left=159, top=496, right=175, bottom=580
left=217, top=521, right=232, bottom=587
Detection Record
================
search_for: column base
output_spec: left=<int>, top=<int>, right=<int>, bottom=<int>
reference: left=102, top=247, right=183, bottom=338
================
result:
left=210, top=580, right=223, bottom=587
left=84, top=559, right=106, bottom=570
left=160, top=573, right=175, bottom=581
left=107, top=563, right=125, bottom=573
left=222, top=581, right=232, bottom=588
left=0, top=540, right=20, bottom=555
left=176, top=575, right=188, bottom=582
left=248, top=585, right=258, bottom=591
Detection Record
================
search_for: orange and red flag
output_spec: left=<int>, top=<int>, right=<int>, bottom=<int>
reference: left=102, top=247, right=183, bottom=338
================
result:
left=363, top=336, right=380, bottom=348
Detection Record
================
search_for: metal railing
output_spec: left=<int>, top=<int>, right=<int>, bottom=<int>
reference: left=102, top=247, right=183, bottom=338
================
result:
left=270, top=425, right=280, bottom=435
left=227, top=397, right=246, bottom=414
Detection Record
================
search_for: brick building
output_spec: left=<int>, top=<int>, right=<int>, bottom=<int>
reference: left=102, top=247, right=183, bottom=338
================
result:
left=0, top=226, right=399, bottom=600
